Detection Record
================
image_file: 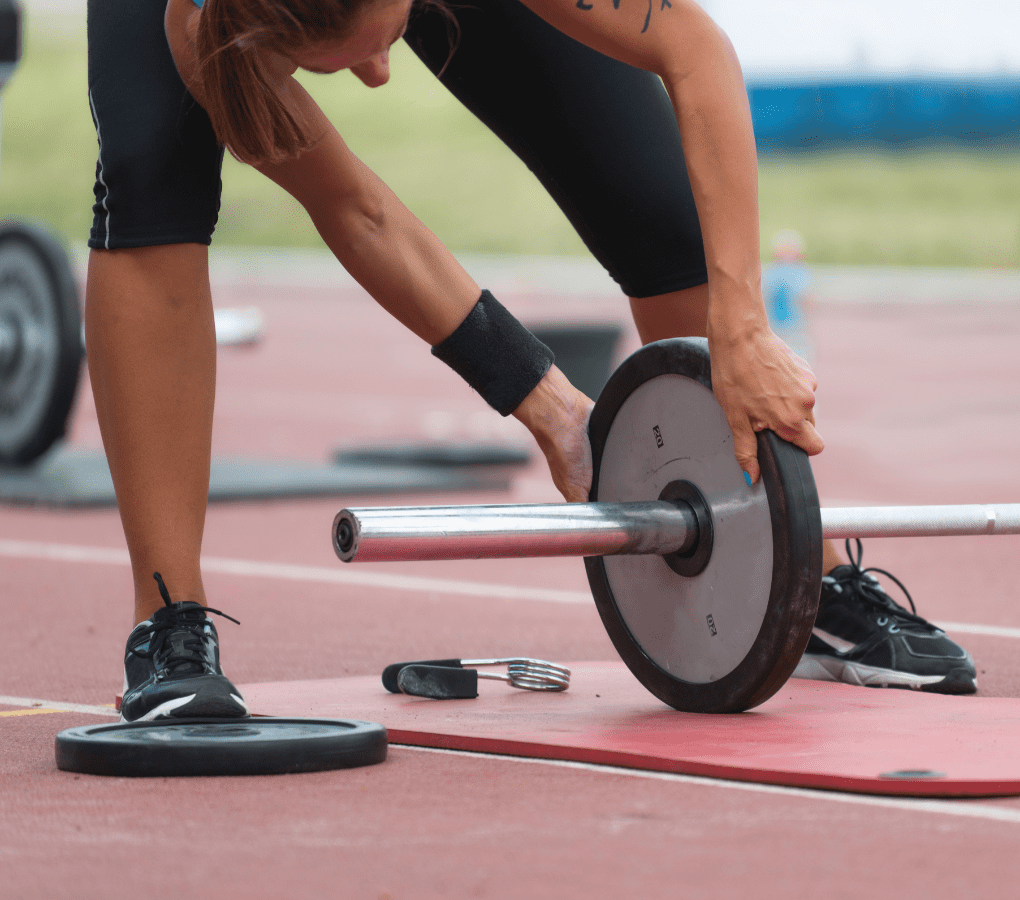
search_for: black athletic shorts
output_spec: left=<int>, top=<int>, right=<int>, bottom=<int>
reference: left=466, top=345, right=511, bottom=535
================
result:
left=87, top=0, right=224, bottom=249
left=87, top=0, right=707, bottom=297
left=405, top=0, right=707, bottom=297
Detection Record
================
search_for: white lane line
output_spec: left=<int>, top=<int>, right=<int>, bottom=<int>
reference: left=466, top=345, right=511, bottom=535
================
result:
left=937, top=621, right=1020, bottom=640
left=398, top=745, right=1020, bottom=824
left=0, top=695, right=118, bottom=717
left=200, top=555, right=590, bottom=604
left=0, top=540, right=130, bottom=567
left=3, top=539, right=1020, bottom=634
left=0, top=539, right=590, bottom=604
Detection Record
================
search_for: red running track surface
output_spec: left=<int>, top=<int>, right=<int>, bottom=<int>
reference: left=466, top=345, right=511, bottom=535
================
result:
left=4, top=265, right=1020, bottom=898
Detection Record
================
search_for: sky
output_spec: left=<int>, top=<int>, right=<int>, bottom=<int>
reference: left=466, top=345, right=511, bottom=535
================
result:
left=703, top=0, right=1020, bottom=76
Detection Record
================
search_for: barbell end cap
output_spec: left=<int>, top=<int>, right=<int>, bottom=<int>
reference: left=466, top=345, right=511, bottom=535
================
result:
left=333, top=510, right=360, bottom=562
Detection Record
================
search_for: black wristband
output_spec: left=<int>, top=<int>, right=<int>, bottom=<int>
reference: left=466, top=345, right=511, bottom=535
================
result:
left=431, top=291, right=555, bottom=416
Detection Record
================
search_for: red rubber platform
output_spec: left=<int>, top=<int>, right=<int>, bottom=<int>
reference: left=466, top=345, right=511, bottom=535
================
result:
left=244, top=662, right=1020, bottom=798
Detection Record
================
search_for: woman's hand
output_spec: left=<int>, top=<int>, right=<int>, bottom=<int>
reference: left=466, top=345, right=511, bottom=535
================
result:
left=512, top=366, right=595, bottom=503
left=708, top=321, right=824, bottom=484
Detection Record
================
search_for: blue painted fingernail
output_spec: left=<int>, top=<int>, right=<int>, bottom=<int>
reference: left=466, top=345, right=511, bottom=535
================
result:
left=743, top=471, right=752, bottom=487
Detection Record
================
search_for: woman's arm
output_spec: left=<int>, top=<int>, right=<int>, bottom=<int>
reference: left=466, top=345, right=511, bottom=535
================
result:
left=165, top=0, right=479, bottom=340
left=163, top=0, right=594, bottom=500
left=517, top=0, right=823, bottom=480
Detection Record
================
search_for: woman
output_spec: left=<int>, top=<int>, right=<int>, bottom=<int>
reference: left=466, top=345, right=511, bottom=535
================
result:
left=88, top=0, right=822, bottom=723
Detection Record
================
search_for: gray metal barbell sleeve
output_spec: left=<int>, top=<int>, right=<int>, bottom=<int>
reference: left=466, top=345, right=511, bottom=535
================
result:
left=333, top=501, right=698, bottom=563
left=334, top=501, right=1020, bottom=564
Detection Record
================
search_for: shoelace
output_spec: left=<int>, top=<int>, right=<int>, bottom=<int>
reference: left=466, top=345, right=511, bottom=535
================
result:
left=130, top=572, right=241, bottom=677
left=826, top=539, right=935, bottom=632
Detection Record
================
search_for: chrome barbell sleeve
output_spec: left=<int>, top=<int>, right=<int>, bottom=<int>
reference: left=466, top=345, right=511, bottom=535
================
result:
left=333, top=501, right=698, bottom=563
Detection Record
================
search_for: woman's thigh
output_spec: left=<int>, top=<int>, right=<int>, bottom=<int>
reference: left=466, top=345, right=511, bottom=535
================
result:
left=404, top=0, right=708, bottom=298
left=87, top=0, right=224, bottom=250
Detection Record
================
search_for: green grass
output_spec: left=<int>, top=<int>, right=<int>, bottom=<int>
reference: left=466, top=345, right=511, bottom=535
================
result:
left=2, top=19, right=1018, bottom=268
left=758, top=152, right=1020, bottom=268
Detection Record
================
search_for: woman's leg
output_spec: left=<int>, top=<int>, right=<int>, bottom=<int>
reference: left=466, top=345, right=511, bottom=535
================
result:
left=87, top=0, right=225, bottom=624
left=629, top=285, right=710, bottom=346
left=87, top=243, right=249, bottom=721
left=85, top=245, right=217, bottom=625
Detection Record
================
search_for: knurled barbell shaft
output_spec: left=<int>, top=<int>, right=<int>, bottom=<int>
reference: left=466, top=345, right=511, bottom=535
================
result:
left=333, top=501, right=1020, bottom=564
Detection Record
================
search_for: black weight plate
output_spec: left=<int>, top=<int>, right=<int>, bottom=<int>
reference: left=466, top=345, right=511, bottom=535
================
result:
left=585, top=338, right=822, bottom=713
left=55, top=717, right=388, bottom=777
left=0, top=221, right=82, bottom=465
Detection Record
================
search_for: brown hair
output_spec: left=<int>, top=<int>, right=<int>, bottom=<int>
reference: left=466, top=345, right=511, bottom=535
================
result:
left=196, top=0, right=378, bottom=164
left=196, top=0, right=459, bottom=166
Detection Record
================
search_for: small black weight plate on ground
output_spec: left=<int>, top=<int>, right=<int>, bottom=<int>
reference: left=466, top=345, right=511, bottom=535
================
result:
left=585, top=337, right=823, bottom=714
left=55, top=717, right=388, bottom=777
left=0, top=221, right=82, bottom=465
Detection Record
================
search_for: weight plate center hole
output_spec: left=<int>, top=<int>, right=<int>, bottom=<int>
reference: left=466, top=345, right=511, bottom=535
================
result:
left=659, top=480, right=714, bottom=578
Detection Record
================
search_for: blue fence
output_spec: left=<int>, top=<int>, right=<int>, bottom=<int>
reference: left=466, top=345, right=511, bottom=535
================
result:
left=747, top=77, right=1020, bottom=152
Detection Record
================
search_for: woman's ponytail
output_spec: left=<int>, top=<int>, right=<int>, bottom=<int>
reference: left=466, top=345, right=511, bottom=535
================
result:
left=195, top=0, right=319, bottom=164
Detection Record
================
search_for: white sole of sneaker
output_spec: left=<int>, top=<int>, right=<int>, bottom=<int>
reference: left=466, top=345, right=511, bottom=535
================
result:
left=792, top=655, right=947, bottom=690
left=119, top=691, right=249, bottom=724
left=119, top=693, right=196, bottom=723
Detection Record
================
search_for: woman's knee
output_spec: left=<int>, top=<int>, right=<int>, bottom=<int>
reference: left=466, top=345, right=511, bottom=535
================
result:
left=629, top=284, right=710, bottom=344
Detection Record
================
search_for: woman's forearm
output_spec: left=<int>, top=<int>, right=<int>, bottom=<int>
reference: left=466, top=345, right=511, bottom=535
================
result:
left=658, top=27, right=765, bottom=332
left=258, top=115, right=481, bottom=345
left=309, top=161, right=482, bottom=345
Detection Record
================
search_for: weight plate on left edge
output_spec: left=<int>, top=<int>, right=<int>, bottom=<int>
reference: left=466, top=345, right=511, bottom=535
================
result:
left=0, top=222, right=82, bottom=465
left=55, top=717, right=388, bottom=777
left=585, top=338, right=823, bottom=713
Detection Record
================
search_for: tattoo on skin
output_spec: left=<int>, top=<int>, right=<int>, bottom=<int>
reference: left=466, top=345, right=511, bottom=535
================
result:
left=575, top=0, right=672, bottom=33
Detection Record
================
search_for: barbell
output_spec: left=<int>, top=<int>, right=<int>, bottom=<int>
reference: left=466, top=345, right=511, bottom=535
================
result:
left=333, top=338, right=1019, bottom=715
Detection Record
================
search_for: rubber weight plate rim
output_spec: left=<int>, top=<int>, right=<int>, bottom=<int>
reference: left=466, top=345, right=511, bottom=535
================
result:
left=55, top=717, right=388, bottom=777
left=0, top=221, right=82, bottom=465
left=584, top=337, right=823, bottom=713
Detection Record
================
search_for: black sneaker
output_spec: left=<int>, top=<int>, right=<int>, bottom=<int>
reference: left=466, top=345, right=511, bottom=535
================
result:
left=793, top=540, right=977, bottom=694
left=120, top=572, right=249, bottom=722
